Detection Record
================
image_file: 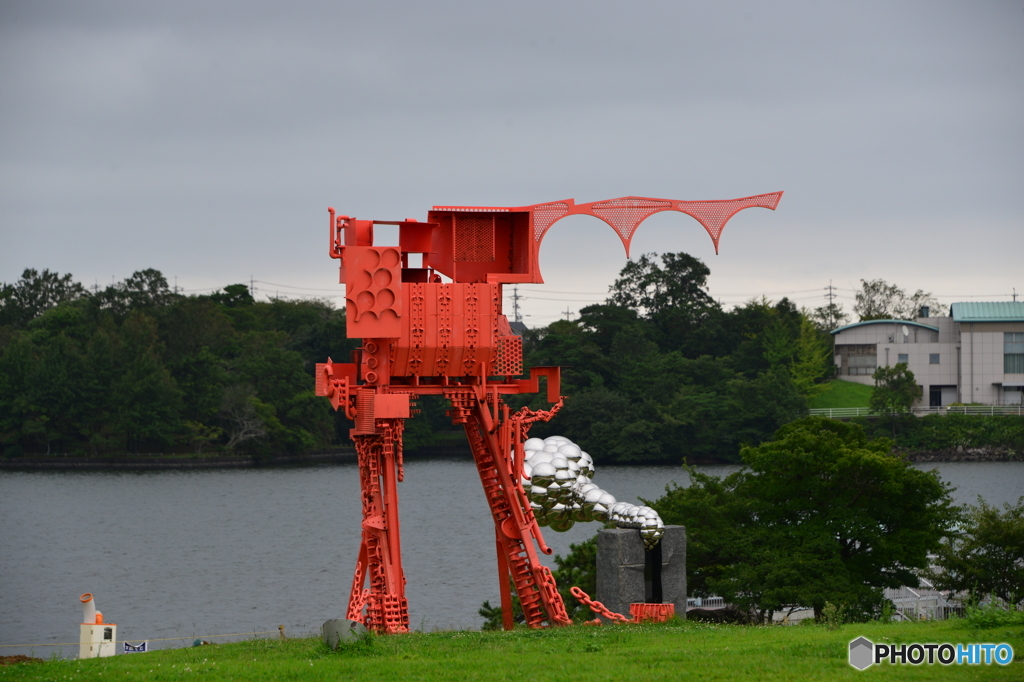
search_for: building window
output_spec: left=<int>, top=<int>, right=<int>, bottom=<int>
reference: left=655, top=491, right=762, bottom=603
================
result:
left=929, top=354, right=940, bottom=365
left=849, top=354, right=876, bottom=376
left=1006, top=332, right=1024, bottom=374
left=897, top=353, right=908, bottom=364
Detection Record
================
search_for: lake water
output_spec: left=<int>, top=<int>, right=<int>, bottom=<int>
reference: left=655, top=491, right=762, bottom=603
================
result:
left=1, top=460, right=1021, bottom=658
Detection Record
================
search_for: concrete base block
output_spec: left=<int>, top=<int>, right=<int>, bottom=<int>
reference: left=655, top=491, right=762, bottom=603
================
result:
left=322, top=619, right=367, bottom=649
left=596, top=525, right=686, bottom=620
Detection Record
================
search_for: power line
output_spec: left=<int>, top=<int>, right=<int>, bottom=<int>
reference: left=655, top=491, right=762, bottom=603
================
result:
left=511, top=294, right=606, bottom=302
left=512, top=287, right=609, bottom=296
left=253, top=279, right=343, bottom=293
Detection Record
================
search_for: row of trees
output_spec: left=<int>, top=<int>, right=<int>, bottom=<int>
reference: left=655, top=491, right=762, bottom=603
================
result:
left=0, top=268, right=358, bottom=456
left=0, top=258, right=952, bottom=460
left=2, top=254, right=840, bottom=461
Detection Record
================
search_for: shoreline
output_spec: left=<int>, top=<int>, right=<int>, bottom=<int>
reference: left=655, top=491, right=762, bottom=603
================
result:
left=1, top=447, right=1019, bottom=470
left=899, top=446, right=1022, bottom=463
left=0, top=445, right=483, bottom=470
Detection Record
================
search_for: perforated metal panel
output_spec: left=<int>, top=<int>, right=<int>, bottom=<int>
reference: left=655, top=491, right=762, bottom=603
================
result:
left=531, top=202, right=570, bottom=241
left=674, top=193, right=782, bottom=253
left=522, top=192, right=782, bottom=257
left=591, top=198, right=672, bottom=244
left=455, top=214, right=495, bottom=261
left=494, top=335, right=523, bottom=376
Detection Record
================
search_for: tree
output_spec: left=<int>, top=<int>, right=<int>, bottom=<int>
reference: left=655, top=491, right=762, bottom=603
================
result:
left=722, top=297, right=801, bottom=377
left=0, top=268, right=88, bottom=328
left=648, top=417, right=957, bottom=622
left=97, top=269, right=175, bottom=319
left=789, top=316, right=833, bottom=398
left=931, top=497, right=1024, bottom=608
left=808, top=301, right=849, bottom=332
left=110, top=312, right=183, bottom=452
left=0, top=331, right=75, bottom=455
left=854, top=279, right=946, bottom=321
left=220, top=384, right=270, bottom=450
left=871, top=362, right=922, bottom=420
left=209, top=283, right=255, bottom=308
left=608, top=252, right=715, bottom=318
left=606, top=252, right=722, bottom=356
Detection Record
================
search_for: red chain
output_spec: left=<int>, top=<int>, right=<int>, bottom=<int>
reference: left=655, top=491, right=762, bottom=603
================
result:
left=513, top=397, right=565, bottom=425
left=569, top=586, right=630, bottom=623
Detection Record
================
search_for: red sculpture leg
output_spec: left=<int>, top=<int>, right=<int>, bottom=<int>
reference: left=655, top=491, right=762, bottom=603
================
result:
left=347, top=419, right=409, bottom=633
left=447, top=387, right=572, bottom=629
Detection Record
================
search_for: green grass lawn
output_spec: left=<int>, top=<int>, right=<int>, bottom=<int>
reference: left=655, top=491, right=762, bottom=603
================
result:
left=4, top=619, right=1022, bottom=681
left=809, top=380, right=874, bottom=410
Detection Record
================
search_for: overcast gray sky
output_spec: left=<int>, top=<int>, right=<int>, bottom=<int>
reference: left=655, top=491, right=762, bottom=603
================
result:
left=2, top=1, right=1021, bottom=326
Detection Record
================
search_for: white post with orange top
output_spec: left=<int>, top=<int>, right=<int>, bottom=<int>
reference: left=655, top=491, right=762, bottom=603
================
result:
left=79, top=593, right=117, bottom=659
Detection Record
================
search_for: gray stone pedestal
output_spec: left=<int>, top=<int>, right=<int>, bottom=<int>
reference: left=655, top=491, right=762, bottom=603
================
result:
left=595, top=525, right=686, bottom=619
left=322, top=619, right=367, bottom=649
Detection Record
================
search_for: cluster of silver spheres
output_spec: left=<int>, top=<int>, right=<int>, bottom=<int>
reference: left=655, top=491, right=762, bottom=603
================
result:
left=520, top=436, right=664, bottom=549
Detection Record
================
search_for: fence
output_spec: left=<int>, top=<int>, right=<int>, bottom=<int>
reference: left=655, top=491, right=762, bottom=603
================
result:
left=809, top=405, right=1024, bottom=419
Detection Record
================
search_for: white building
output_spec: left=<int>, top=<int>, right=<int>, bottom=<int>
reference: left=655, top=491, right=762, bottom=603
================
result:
left=831, top=302, right=1024, bottom=407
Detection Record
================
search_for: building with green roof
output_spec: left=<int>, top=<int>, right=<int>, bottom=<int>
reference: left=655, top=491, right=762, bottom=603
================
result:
left=831, top=302, right=1024, bottom=407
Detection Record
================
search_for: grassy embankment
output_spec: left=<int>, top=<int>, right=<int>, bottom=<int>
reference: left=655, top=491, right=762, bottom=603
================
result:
left=809, top=380, right=874, bottom=410
left=3, top=619, right=1022, bottom=681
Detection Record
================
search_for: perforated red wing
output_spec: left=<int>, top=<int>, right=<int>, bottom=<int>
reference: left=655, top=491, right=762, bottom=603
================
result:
left=528, top=192, right=783, bottom=255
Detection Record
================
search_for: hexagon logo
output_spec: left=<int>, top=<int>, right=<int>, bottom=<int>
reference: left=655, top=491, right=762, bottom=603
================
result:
left=849, top=636, right=874, bottom=670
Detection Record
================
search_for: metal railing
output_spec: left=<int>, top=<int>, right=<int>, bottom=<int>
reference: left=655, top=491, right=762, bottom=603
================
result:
left=686, top=596, right=726, bottom=609
left=917, top=405, right=1024, bottom=416
left=809, top=405, right=1024, bottom=418
left=808, top=407, right=873, bottom=418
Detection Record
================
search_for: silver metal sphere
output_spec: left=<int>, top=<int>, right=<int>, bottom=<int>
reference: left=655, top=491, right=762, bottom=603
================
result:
left=530, top=462, right=556, bottom=488
left=556, top=443, right=582, bottom=461
left=549, top=503, right=570, bottom=522
left=523, top=437, right=545, bottom=452
left=527, top=451, right=554, bottom=466
left=548, top=517, right=575, bottom=532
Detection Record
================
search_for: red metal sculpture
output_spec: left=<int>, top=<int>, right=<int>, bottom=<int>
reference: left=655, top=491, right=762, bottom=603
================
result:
left=315, top=193, right=782, bottom=633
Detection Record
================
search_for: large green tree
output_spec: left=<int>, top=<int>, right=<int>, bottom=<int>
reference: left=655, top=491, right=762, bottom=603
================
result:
left=607, top=252, right=724, bottom=357
left=648, top=417, right=957, bottom=622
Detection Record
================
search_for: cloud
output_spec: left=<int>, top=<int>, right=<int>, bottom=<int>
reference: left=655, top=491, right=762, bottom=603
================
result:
left=1, top=1, right=1021, bottom=322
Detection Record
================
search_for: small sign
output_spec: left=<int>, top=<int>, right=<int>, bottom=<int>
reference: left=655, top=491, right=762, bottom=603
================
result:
left=123, top=641, right=148, bottom=653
